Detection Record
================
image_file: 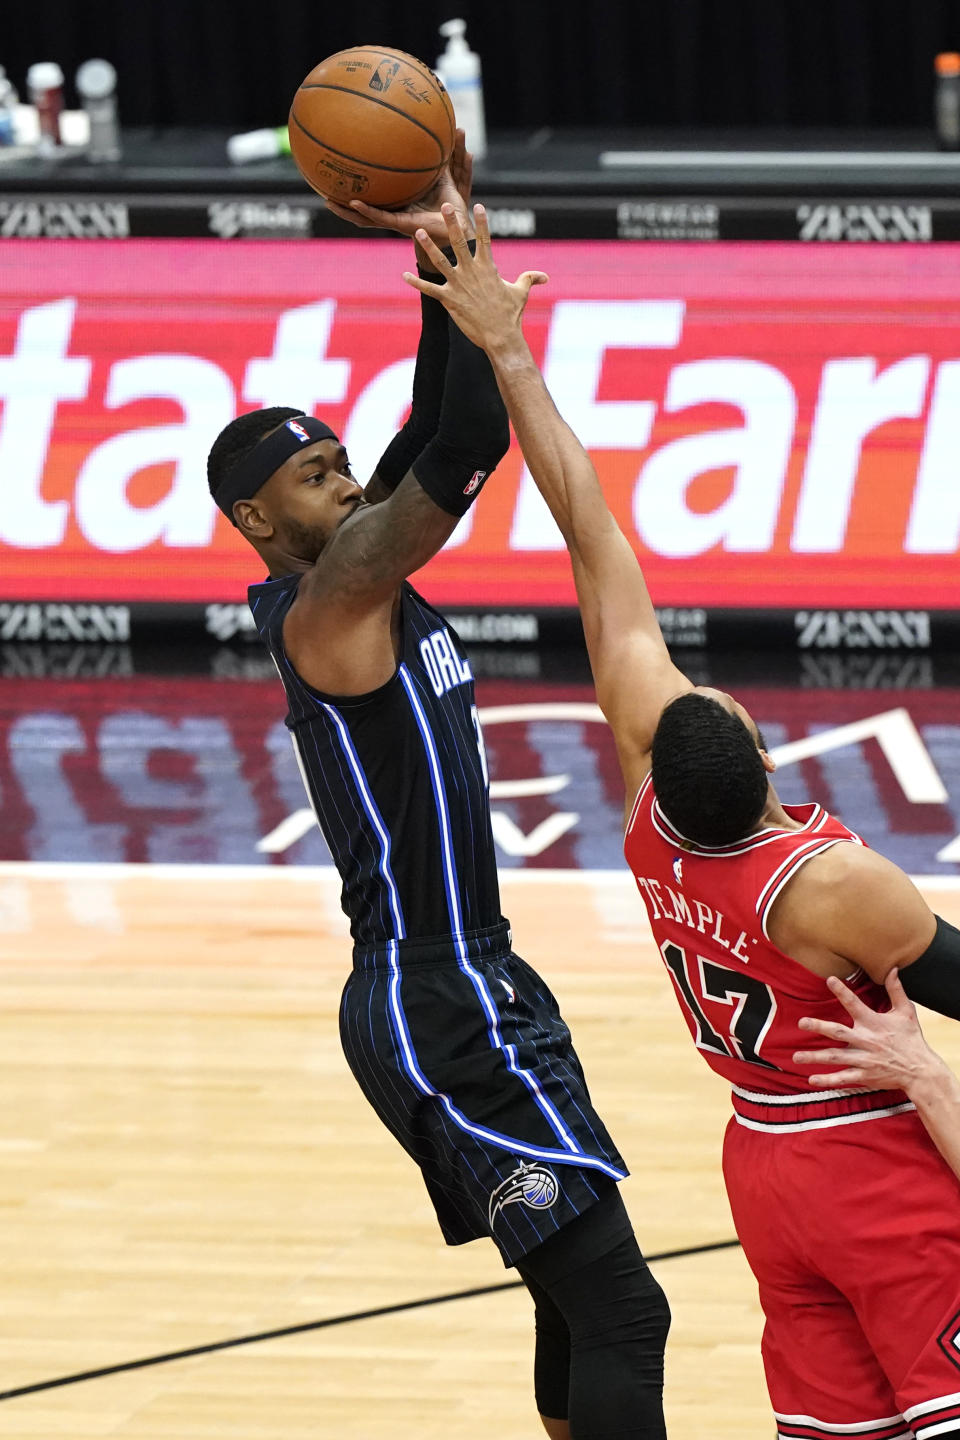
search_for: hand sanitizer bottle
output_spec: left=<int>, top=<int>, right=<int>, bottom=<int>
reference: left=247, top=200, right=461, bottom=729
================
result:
left=436, top=18, right=486, bottom=161
left=76, top=59, right=121, bottom=162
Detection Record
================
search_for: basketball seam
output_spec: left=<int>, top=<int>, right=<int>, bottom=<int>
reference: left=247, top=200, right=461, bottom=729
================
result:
left=295, top=84, right=448, bottom=161
left=289, top=109, right=442, bottom=176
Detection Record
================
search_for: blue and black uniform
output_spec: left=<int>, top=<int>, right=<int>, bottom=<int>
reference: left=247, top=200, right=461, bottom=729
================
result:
left=249, top=572, right=628, bottom=1265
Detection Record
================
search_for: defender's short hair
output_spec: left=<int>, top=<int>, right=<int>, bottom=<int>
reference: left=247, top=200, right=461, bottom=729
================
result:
left=651, top=692, right=768, bottom=847
left=206, top=407, right=304, bottom=501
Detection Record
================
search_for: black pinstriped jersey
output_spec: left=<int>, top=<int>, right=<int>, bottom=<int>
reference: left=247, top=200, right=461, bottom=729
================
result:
left=249, top=573, right=502, bottom=946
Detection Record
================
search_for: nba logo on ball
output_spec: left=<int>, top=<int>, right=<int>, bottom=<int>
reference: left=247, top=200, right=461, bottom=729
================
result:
left=286, top=420, right=311, bottom=443
left=463, top=470, right=486, bottom=496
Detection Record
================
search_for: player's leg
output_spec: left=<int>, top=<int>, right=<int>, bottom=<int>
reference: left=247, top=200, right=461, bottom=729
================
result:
left=518, top=1269, right=572, bottom=1439
left=757, top=1277, right=909, bottom=1440
left=517, top=1184, right=671, bottom=1440
left=830, top=1116, right=960, bottom=1440
left=723, top=1118, right=910, bottom=1440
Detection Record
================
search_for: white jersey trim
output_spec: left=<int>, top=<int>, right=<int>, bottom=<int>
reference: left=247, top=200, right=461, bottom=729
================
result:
left=905, top=1392, right=960, bottom=1422
left=915, top=1423, right=960, bottom=1440
left=734, top=1101, right=915, bottom=1134
left=756, top=836, right=841, bottom=914
left=650, top=799, right=825, bottom=857
left=759, top=839, right=848, bottom=940
left=732, top=1083, right=892, bottom=1105
left=774, top=1410, right=908, bottom=1435
left=624, top=772, right=653, bottom=842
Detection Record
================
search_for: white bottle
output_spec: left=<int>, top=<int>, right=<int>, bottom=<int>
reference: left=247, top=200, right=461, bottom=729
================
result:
left=436, top=18, right=486, bottom=161
left=76, top=58, right=121, bottom=162
left=0, top=67, right=18, bottom=146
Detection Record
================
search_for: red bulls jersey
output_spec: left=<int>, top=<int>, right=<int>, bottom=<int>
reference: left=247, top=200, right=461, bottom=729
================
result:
left=624, top=773, right=892, bottom=1097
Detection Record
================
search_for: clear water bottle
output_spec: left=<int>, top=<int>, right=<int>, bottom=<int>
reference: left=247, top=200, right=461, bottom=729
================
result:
left=435, top=19, right=487, bottom=161
left=26, top=61, right=64, bottom=155
left=934, top=53, right=960, bottom=150
left=0, top=67, right=18, bottom=146
left=76, top=58, right=121, bottom=162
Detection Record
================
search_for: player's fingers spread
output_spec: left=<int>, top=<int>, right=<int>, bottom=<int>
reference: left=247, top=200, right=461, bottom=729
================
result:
left=473, top=202, right=492, bottom=252
left=795, top=1016, right=849, bottom=1040
left=415, top=228, right=450, bottom=270
left=441, top=202, right=469, bottom=250
left=808, top=1070, right=863, bottom=1088
left=825, top=975, right=871, bottom=1019
left=795, top=1047, right=854, bottom=1067
left=886, top=967, right=912, bottom=1010
left=325, top=199, right=366, bottom=224
left=513, top=272, right=549, bottom=302
left=403, top=272, right=442, bottom=297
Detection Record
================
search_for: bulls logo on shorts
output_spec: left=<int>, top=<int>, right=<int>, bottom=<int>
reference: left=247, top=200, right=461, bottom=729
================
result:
left=488, top=1160, right=559, bottom=1229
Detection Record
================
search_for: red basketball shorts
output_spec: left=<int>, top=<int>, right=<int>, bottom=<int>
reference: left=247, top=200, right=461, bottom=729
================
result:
left=724, top=1088, right=960, bottom=1440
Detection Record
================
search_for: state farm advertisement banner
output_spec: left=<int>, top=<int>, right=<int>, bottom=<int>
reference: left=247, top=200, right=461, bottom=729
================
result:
left=1, top=238, right=959, bottom=608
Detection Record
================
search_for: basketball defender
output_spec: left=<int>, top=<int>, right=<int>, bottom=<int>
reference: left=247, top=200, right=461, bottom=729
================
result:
left=409, top=205, right=960, bottom=1440
left=205, top=156, right=670, bottom=1440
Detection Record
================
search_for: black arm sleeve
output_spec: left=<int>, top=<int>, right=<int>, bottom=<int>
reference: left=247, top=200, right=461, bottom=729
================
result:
left=371, top=267, right=449, bottom=494
left=411, top=316, right=511, bottom=519
left=899, top=914, right=960, bottom=1021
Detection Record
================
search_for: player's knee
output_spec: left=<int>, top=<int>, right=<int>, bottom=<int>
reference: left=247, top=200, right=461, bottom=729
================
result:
left=532, top=1322, right=571, bottom=1423
left=564, top=1239, right=671, bottom=1371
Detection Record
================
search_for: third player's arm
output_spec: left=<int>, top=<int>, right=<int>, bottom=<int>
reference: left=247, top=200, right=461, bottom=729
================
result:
left=795, top=970, right=960, bottom=1180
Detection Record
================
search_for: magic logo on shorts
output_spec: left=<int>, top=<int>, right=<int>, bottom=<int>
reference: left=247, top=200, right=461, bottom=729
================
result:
left=488, top=1160, right=559, bottom=1229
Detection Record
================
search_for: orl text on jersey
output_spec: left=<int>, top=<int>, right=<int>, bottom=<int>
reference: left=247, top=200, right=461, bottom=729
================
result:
left=419, top=627, right=473, bottom=698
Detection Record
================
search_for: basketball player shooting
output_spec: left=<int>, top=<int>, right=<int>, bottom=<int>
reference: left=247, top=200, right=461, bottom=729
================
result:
left=408, top=203, right=960, bottom=1440
left=206, top=153, right=670, bottom=1440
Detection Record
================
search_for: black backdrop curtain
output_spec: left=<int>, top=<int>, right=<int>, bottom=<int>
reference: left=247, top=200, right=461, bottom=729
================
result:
left=4, top=0, right=960, bottom=131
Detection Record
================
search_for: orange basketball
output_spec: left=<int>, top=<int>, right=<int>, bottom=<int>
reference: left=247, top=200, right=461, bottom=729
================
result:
left=288, top=46, right=456, bottom=209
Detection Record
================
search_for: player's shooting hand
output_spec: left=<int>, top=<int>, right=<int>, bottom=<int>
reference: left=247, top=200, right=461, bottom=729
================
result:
left=403, top=203, right=549, bottom=351
left=793, top=969, right=942, bottom=1092
left=324, top=130, right=473, bottom=249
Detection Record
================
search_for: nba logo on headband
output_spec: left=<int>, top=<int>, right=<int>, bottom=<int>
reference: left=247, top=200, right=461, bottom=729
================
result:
left=286, top=420, right=311, bottom=443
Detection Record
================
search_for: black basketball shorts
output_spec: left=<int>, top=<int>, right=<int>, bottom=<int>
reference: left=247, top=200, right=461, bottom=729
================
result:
left=339, top=919, right=628, bottom=1266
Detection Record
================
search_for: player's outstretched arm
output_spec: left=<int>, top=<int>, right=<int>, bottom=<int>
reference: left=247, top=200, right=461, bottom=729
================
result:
left=794, top=970, right=960, bottom=1180
left=329, top=134, right=472, bottom=506
left=406, top=205, right=692, bottom=797
left=284, top=207, right=509, bottom=696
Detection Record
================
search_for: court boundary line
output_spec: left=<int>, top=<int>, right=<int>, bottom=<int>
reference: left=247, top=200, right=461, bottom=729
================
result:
left=0, top=861, right=957, bottom=889
left=0, top=1238, right=741, bottom=1403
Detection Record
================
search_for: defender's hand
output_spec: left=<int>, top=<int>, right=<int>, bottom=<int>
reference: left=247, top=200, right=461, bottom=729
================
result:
left=793, top=969, right=941, bottom=1091
left=324, top=128, right=473, bottom=247
left=403, top=203, right=549, bottom=351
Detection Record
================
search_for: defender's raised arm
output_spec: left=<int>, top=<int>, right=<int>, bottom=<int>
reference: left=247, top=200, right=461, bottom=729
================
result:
left=407, top=206, right=692, bottom=801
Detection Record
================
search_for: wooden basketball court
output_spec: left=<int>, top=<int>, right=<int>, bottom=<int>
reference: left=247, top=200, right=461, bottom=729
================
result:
left=1, top=864, right=958, bottom=1438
